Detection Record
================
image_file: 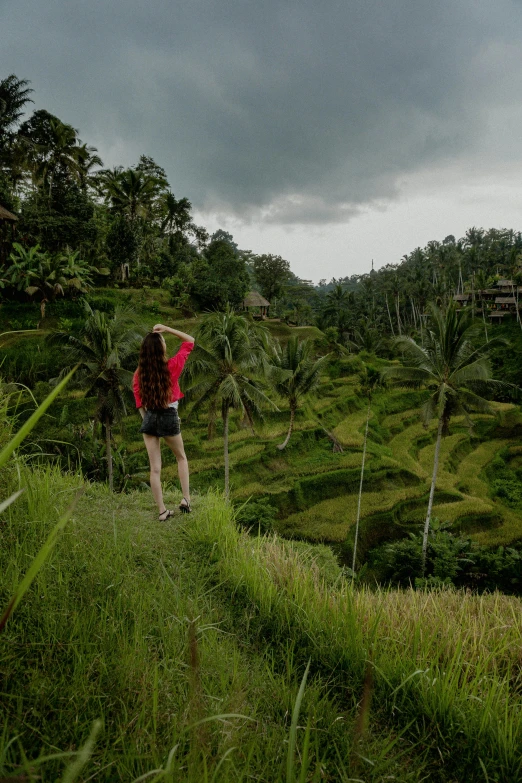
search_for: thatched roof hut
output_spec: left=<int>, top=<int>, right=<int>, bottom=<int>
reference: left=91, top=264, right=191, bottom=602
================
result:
left=242, top=291, right=270, bottom=318
left=243, top=291, right=270, bottom=307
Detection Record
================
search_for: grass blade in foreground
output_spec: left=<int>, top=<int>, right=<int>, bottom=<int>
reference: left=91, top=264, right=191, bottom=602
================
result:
left=287, top=659, right=310, bottom=783
left=61, top=719, right=102, bottom=783
left=0, top=489, right=24, bottom=514
left=0, top=366, right=76, bottom=468
left=0, top=488, right=84, bottom=632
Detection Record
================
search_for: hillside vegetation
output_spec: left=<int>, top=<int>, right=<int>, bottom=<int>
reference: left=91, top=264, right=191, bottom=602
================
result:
left=2, top=289, right=522, bottom=580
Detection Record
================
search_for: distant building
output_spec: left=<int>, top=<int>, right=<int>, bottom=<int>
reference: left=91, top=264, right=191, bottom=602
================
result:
left=454, top=278, right=522, bottom=323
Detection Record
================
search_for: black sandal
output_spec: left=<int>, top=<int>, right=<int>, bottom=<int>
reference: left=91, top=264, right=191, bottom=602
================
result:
left=159, top=509, right=174, bottom=521
left=179, top=498, right=192, bottom=514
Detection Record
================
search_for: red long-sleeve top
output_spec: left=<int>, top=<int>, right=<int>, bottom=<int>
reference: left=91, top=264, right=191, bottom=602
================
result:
left=133, top=341, right=194, bottom=409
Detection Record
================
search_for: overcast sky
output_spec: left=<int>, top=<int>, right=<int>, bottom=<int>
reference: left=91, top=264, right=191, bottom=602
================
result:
left=2, top=0, right=522, bottom=282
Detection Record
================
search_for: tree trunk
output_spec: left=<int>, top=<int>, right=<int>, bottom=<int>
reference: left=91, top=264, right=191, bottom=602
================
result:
left=511, top=282, right=522, bottom=332
left=40, top=298, right=47, bottom=321
left=410, top=297, right=418, bottom=331
left=395, top=294, right=402, bottom=336
left=385, top=294, right=395, bottom=337
left=278, top=406, right=295, bottom=450
left=223, top=405, right=230, bottom=499
left=352, top=399, right=371, bottom=576
left=208, top=398, right=217, bottom=441
left=422, top=416, right=444, bottom=574
left=480, top=293, right=489, bottom=343
left=105, top=416, right=114, bottom=492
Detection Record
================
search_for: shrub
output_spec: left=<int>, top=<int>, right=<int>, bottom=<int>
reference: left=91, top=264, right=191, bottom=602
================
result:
left=0, top=339, right=65, bottom=386
left=491, top=477, right=522, bottom=507
left=368, top=523, right=522, bottom=595
left=84, top=294, right=116, bottom=313
left=235, top=496, right=277, bottom=533
left=487, top=450, right=522, bottom=508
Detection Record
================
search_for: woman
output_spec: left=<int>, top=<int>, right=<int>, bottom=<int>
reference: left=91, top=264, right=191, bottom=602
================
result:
left=133, top=323, right=195, bottom=520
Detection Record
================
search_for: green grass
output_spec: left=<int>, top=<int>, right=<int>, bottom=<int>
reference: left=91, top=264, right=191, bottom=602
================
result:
left=276, top=484, right=425, bottom=542
left=332, top=407, right=370, bottom=448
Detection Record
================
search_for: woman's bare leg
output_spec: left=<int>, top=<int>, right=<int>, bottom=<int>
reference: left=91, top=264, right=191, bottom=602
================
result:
left=143, top=434, right=167, bottom=514
left=164, top=433, right=190, bottom=503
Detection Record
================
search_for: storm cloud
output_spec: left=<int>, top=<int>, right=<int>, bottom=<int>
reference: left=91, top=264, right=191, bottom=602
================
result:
left=1, top=0, right=522, bottom=224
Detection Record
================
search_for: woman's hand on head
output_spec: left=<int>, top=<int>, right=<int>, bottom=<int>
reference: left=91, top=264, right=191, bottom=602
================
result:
left=151, top=324, right=194, bottom=342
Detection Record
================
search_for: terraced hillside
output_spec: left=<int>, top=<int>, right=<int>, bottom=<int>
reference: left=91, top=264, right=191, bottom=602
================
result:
left=120, top=343, right=522, bottom=560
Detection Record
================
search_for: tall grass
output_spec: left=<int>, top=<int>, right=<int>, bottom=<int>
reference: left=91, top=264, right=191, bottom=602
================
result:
left=185, top=497, right=522, bottom=782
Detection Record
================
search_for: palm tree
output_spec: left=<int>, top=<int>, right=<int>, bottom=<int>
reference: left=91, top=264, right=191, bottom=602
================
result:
left=384, top=301, right=506, bottom=572
left=185, top=307, right=275, bottom=498
left=49, top=304, right=143, bottom=490
left=104, top=168, right=162, bottom=225
left=0, top=74, right=33, bottom=182
left=27, top=117, right=83, bottom=198
left=323, top=284, right=353, bottom=328
left=0, top=74, right=33, bottom=140
left=76, top=143, right=103, bottom=191
left=270, top=337, right=328, bottom=450
left=347, top=321, right=386, bottom=355
left=351, top=365, right=384, bottom=576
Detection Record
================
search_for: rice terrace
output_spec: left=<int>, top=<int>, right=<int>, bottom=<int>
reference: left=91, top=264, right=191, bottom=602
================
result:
left=1, top=70, right=522, bottom=783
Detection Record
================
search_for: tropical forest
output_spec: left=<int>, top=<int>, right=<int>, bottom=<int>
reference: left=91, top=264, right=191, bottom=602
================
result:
left=1, top=74, right=522, bottom=782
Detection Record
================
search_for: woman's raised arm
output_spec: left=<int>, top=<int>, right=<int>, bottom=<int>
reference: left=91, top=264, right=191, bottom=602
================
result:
left=153, top=324, right=195, bottom=343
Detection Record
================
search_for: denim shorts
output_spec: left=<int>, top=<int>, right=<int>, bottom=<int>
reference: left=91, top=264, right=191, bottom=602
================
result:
left=140, top=407, right=181, bottom=437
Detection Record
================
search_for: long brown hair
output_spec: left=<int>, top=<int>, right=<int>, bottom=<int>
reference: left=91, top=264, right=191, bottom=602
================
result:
left=137, top=333, right=172, bottom=409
